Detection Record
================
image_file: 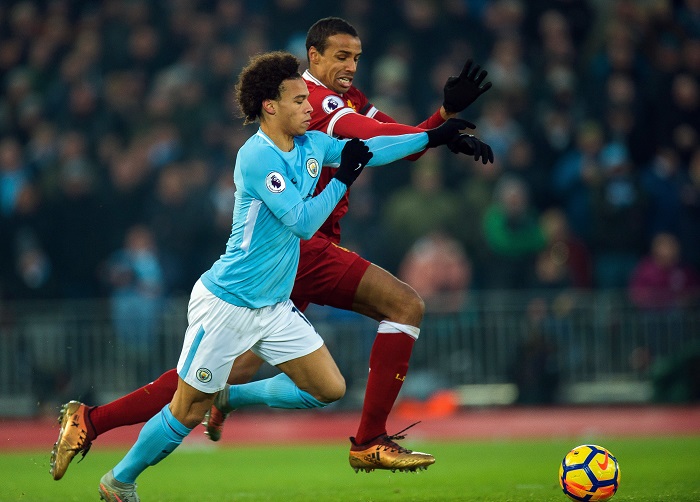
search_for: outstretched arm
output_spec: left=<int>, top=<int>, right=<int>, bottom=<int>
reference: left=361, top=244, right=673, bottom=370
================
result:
left=331, top=112, right=434, bottom=162
left=322, top=119, right=471, bottom=169
left=332, top=111, right=425, bottom=140
left=332, top=58, right=490, bottom=160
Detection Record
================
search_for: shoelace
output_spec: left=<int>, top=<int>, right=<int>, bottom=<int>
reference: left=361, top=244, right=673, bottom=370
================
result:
left=74, top=440, right=92, bottom=462
left=379, top=421, right=422, bottom=453
left=68, top=424, right=92, bottom=461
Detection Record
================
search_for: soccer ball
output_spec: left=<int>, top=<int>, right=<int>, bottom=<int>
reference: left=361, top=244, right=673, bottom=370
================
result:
left=559, top=444, right=620, bottom=501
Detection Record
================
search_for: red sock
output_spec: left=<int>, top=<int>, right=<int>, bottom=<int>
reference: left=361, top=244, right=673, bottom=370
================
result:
left=354, top=331, right=415, bottom=444
left=87, top=368, right=179, bottom=440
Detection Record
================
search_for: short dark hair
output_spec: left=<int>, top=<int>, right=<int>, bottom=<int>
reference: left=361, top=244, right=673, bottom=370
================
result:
left=235, top=51, right=301, bottom=124
left=305, top=17, right=358, bottom=59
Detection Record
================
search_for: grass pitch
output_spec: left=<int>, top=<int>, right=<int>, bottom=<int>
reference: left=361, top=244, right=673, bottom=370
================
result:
left=1, top=436, right=699, bottom=501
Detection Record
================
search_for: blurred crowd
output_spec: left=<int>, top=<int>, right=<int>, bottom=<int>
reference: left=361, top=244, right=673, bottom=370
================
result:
left=1, top=0, right=699, bottom=313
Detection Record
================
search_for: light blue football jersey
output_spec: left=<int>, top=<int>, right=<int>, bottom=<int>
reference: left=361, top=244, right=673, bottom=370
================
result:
left=201, top=128, right=427, bottom=308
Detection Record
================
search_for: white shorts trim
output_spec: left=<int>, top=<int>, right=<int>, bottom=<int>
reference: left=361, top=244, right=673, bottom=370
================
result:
left=176, top=279, right=324, bottom=393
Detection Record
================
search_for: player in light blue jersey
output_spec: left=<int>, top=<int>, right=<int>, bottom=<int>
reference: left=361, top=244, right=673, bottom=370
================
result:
left=97, top=51, right=469, bottom=501
left=200, top=127, right=446, bottom=309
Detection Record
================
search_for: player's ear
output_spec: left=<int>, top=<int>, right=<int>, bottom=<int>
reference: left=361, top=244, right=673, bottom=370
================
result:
left=262, top=99, right=276, bottom=116
left=308, top=46, right=320, bottom=65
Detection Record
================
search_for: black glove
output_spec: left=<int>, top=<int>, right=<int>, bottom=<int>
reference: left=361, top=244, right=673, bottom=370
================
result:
left=443, top=58, right=492, bottom=114
left=448, top=133, right=494, bottom=164
left=426, top=118, right=475, bottom=148
left=333, top=138, right=373, bottom=187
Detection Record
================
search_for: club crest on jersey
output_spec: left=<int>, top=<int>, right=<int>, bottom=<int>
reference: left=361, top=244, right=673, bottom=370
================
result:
left=265, top=172, right=285, bottom=193
left=306, top=158, right=320, bottom=178
left=196, top=368, right=212, bottom=383
left=322, top=95, right=345, bottom=114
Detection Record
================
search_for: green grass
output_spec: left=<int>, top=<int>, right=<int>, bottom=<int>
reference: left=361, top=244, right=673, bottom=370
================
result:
left=1, top=437, right=699, bottom=501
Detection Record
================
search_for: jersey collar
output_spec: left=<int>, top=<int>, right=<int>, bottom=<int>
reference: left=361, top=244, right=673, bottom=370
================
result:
left=255, top=128, right=276, bottom=148
left=256, top=128, right=301, bottom=153
left=303, top=70, right=336, bottom=93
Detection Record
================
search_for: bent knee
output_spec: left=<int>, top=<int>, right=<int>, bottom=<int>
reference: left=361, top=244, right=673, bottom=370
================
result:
left=314, top=377, right=346, bottom=404
left=404, top=289, right=425, bottom=318
left=172, top=403, right=210, bottom=429
left=388, top=285, right=424, bottom=325
left=182, top=409, right=207, bottom=428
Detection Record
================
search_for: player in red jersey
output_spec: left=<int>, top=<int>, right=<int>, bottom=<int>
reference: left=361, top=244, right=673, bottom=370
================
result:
left=50, top=17, right=492, bottom=479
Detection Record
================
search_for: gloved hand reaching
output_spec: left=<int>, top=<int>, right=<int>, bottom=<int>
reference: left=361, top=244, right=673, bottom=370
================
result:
left=447, top=133, right=494, bottom=164
left=426, top=118, right=475, bottom=148
left=333, top=138, right=373, bottom=187
left=443, top=58, right=492, bottom=114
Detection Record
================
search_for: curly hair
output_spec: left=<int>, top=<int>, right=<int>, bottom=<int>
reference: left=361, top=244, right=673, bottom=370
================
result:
left=235, top=51, right=301, bottom=124
left=305, top=17, right=358, bottom=60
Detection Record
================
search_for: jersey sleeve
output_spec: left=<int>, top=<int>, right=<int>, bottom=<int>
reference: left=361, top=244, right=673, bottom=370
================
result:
left=333, top=113, right=429, bottom=140
left=278, top=179, right=346, bottom=240
left=363, top=133, right=428, bottom=166
left=415, top=109, right=445, bottom=129
left=331, top=95, right=446, bottom=162
left=309, top=85, right=425, bottom=139
left=242, top=141, right=347, bottom=240
left=368, top=108, right=445, bottom=161
left=316, top=130, right=428, bottom=169
left=241, top=148, right=304, bottom=220
left=373, top=108, right=445, bottom=130
left=308, top=84, right=442, bottom=160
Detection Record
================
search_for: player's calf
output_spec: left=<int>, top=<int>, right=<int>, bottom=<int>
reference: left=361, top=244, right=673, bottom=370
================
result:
left=203, top=384, right=233, bottom=442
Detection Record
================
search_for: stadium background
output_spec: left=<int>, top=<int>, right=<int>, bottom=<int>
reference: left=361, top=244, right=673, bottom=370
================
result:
left=0, top=0, right=699, bottom=423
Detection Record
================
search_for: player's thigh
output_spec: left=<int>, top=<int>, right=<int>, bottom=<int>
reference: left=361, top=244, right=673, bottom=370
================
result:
left=276, top=344, right=345, bottom=403
left=352, top=263, right=424, bottom=326
left=253, top=300, right=344, bottom=402
left=227, top=350, right=264, bottom=384
left=291, top=238, right=369, bottom=311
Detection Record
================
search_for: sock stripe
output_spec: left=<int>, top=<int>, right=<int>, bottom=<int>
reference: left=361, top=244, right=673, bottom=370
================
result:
left=378, top=320, right=420, bottom=339
left=162, top=405, right=192, bottom=437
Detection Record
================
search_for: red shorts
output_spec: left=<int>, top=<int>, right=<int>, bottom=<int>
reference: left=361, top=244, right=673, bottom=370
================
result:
left=291, top=235, right=371, bottom=313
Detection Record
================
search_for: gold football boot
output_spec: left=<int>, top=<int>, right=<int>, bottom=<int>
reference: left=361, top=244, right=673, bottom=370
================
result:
left=348, top=423, right=435, bottom=473
left=50, top=401, right=92, bottom=480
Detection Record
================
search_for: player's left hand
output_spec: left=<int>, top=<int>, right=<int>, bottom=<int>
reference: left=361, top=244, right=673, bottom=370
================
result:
left=334, top=138, right=373, bottom=187
left=426, top=118, right=475, bottom=148
left=443, top=58, right=492, bottom=114
left=447, top=133, right=494, bottom=164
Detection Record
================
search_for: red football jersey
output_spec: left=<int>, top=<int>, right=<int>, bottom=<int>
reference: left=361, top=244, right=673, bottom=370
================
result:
left=303, top=70, right=442, bottom=243
left=304, top=70, right=377, bottom=243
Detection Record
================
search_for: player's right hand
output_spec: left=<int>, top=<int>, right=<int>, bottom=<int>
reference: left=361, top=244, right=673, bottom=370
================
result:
left=443, top=58, right=492, bottom=113
left=334, top=138, right=373, bottom=187
left=447, top=133, right=494, bottom=164
left=426, top=118, right=475, bottom=148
